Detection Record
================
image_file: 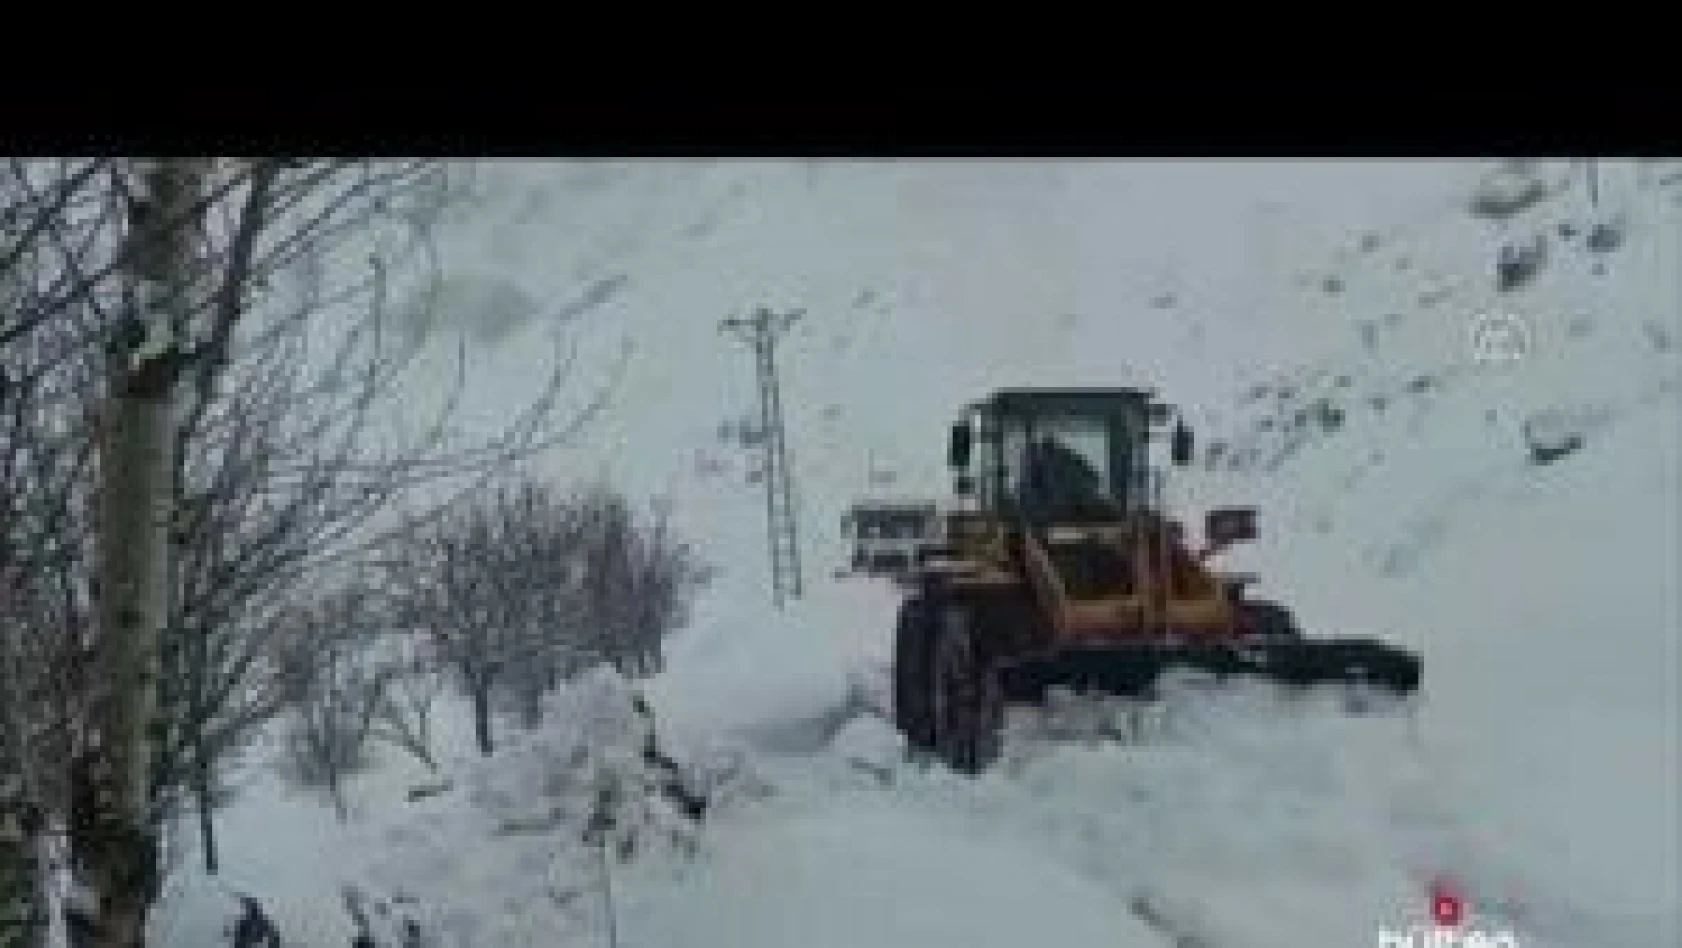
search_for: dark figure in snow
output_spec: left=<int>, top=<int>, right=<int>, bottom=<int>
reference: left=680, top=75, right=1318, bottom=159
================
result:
left=1018, top=434, right=1112, bottom=521
left=350, top=932, right=377, bottom=948
left=632, top=692, right=708, bottom=820
left=231, top=896, right=280, bottom=947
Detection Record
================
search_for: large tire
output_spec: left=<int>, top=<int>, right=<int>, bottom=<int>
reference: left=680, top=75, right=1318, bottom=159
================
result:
left=928, top=601, right=1005, bottom=774
left=893, top=597, right=938, bottom=753
left=897, top=588, right=1040, bottom=773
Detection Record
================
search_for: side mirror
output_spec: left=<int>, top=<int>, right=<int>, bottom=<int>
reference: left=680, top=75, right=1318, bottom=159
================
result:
left=1205, top=506, right=1258, bottom=547
left=949, top=421, right=973, bottom=469
left=1171, top=420, right=1194, bottom=466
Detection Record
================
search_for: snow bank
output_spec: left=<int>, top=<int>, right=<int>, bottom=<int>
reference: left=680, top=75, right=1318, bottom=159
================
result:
left=1379, top=397, right=1681, bottom=948
left=338, top=667, right=771, bottom=946
left=646, top=580, right=897, bottom=757
left=617, top=797, right=1166, bottom=948
left=620, top=677, right=1559, bottom=948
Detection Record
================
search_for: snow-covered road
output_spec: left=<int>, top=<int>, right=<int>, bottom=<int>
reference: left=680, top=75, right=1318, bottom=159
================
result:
left=151, top=159, right=1678, bottom=948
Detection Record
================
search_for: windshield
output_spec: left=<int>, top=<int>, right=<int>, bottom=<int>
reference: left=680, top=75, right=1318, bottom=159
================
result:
left=1001, top=414, right=1114, bottom=504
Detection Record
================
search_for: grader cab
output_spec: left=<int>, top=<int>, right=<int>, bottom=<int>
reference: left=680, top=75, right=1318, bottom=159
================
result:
left=893, top=387, right=1422, bottom=772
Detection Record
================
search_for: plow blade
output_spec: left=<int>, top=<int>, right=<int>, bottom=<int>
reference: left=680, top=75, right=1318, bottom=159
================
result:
left=994, top=637, right=1421, bottom=706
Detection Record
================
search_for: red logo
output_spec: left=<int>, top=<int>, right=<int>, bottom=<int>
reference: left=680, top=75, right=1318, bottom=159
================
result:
left=1428, top=878, right=1465, bottom=927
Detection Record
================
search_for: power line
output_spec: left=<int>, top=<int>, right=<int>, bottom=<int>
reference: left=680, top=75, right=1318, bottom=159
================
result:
left=721, top=308, right=804, bottom=609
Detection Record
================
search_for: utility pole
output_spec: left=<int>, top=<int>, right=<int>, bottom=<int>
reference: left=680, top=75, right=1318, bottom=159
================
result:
left=721, top=308, right=803, bottom=609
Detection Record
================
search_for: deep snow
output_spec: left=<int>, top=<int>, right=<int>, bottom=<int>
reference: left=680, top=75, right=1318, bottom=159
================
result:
left=149, top=159, right=1679, bottom=947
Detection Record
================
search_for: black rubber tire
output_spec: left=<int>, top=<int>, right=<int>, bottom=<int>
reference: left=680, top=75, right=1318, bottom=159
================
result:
left=893, top=597, right=939, bottom=753
left=928, top=601, right=1004, bottom=774
left=897, top=586, right=1041, bottom=773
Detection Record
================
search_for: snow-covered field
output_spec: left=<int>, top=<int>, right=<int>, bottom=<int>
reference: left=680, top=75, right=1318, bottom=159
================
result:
left=151, top=159, right=1679, bottom=947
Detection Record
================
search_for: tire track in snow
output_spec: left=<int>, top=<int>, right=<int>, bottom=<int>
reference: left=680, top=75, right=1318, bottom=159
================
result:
left=746, top=684, right=1470, bottom=948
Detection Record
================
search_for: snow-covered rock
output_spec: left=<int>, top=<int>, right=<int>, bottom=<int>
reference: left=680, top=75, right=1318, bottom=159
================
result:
left=1521, top=404, right=1608, bottom=465
left=338, top=667, right=770, bottom=946
left=1468, top=163, right=1550, bottom=219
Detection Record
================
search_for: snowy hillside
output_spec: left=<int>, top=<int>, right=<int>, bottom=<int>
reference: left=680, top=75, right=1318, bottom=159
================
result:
left=151, top=160, right=1679, bottom=947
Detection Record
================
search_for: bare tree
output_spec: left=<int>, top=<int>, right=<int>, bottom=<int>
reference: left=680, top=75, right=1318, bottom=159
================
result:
left=383, top=480, right=579, bottom=756
left=148, top=245, right=617, bottom=875
left=0, top=158, right=621, bottom=944
left=1, top=571, right=65, bottom=948
left=2, top=161, right=132, bottom=948
left=80, top=157, right=213, bottom=948
left=271, top=590, right=393, bottom=823
left=383, top=478, right=712, bottom=758
left=491, top=480, right=595, bottom=730
left=572, top=485, right=714, bottom=678
left=368, top=633, right=445, bottom=774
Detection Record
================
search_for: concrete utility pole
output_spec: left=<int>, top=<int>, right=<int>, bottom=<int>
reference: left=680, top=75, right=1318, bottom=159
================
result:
left=721, top=308, right=804, bottom=609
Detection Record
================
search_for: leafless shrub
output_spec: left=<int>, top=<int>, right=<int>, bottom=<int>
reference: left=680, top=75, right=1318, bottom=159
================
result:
left=570, top=484, right=714, bottom=679
left=271, top=589, right=395, bottom=822
left=369, top=635, right=446, bottom=774
left=382, top=478, right=712, bottom=758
